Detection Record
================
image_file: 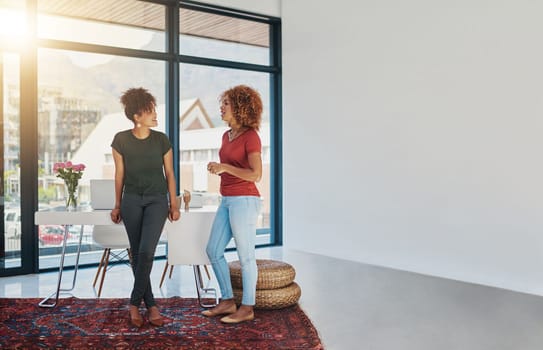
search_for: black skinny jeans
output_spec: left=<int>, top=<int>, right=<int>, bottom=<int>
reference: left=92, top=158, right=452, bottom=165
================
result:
left=121, top=192, right=168, bottom=308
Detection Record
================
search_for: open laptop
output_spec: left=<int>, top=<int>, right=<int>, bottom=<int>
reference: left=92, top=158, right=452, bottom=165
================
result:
left=90, top=179, right=116, bottom=210
left=90, top=179, right=204, bottom=210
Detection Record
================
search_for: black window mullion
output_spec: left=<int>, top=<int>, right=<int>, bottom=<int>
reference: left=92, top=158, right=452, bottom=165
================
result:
left=179, top=55, right=277, bottom=73
left=36, top=39, right=173, bottom=62
left=166, top=0, right=180, bottom=196
left=21, top=0, right=39, bottom=275
left=270, top=19, right=282, bottom=246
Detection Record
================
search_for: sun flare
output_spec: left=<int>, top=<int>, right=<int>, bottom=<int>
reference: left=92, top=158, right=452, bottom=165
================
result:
left=0, top=8, right=27, bottom=44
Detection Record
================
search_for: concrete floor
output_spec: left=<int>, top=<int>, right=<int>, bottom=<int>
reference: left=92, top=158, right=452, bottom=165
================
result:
left=2, top=247, right=543, bottom=349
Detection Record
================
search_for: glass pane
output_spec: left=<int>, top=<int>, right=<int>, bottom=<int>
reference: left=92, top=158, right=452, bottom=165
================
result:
left=180, top=8, right=270, bottom=65
left=0, top=1, right=27, bottom=45
left=37, top=48, right=165, bottom=269
left=179, top=64, right=271, bottom=245
left=1, top=52, right=21, bottom=269
left=38, top=0, right=166, bottom=52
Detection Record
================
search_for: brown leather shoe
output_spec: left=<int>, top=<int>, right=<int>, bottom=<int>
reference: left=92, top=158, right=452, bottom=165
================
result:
left=148, top=316, right=164, bottom=327
left=147, top=306, right=164, bottom=327
left=201, top=302, right=237, bottom=317
left=129, top=312, right=144, bottom=328
left=220, top=311, right=254, bottom=324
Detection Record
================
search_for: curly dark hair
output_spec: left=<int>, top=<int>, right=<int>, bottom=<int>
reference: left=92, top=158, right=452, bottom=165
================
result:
left=120, top=87, right=156, bottom=122
left=220, top=85, right=262, bottom=131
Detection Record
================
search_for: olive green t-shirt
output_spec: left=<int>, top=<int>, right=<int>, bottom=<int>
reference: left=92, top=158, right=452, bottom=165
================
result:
left=111, top=129, right=172, bottom=195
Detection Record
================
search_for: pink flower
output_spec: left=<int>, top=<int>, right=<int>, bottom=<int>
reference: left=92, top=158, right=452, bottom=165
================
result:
left=53, top=162, right=65, bottom=172
left=53, top=161, right=86, bottom=188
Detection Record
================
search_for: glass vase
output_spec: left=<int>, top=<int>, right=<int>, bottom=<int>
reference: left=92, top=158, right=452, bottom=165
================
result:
left=65, top=182, right=78, bottom=212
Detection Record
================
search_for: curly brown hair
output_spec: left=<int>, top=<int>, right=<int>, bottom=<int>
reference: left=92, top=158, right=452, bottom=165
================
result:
left=120, top=87, right=156, bottom=122
left=220, top=85, right=262, bottom=131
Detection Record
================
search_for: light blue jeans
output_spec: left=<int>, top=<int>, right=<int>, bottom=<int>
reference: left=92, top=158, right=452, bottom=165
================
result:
left=206, top=196, right=261, bottom=306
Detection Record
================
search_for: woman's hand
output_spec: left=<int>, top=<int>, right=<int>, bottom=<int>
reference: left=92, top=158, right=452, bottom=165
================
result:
left=169, top=206, right=180, bottom=221
left=207, top=152, right=261, bottom=182
left=207, top=161, right=224, bottom=175
left=110, top=208, right=122, bottom=223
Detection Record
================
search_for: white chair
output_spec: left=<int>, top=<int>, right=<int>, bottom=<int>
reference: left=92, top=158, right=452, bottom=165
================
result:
left=159, top=193, right=211, bottom=288
left=92, top=224, right=131, bottom=297
left=161, top=211, right=217, bottom=307
left=159, top=194, right=184, bottom=286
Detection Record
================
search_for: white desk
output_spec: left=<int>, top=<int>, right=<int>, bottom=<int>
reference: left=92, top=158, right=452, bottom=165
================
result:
left=34, top=208, right=214, bottom=307
left=35, top=209, right=116, bottom=307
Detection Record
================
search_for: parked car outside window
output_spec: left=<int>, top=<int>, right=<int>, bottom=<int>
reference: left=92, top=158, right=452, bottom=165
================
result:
left=5, top=209, right=21, bottom=239
left=38, top=225, right=73, bottom=246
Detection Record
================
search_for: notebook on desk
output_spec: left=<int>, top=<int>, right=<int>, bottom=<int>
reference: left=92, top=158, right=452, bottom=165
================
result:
left=90, top=179, right=116, bottom=210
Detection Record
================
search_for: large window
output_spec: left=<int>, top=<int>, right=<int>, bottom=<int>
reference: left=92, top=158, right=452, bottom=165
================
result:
left=0, top=0, right=26, bottom=274
left=0, top=0, right=281, bottom=275
left=179, top=64, right=272, bottom=244
left=178, top=5, right=278, bottom=246
left=37, top=0, right=166, bottom=52
left=179, top=7, right=270, bottom=65
left=37, top=49, right=166, bottom=269
left=1, top=52, right=22, bottom=270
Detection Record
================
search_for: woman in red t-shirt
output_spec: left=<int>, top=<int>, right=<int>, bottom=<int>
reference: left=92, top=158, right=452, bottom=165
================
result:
left=203, top=85, right=263, bottom=324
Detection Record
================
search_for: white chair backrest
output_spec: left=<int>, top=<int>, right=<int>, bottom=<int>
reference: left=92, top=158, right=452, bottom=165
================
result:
left=164, top=211, right=215, bottom=266
left=92, top=224, right=130, bottom=249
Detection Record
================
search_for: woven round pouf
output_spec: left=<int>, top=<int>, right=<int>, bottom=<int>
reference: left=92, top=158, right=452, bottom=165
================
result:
left=233, top=282, right=301, bottom=309
left=229, top=259, right=296, bottom=290
left=229, top=259, right=300, bottom=309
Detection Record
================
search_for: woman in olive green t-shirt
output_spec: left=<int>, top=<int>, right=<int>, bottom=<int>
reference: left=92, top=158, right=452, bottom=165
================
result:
left=110, top=87, right=180, bottom=328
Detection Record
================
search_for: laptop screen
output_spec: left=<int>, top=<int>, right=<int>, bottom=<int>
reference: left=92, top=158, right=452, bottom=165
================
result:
left=90, top=179, right=116, bottom=210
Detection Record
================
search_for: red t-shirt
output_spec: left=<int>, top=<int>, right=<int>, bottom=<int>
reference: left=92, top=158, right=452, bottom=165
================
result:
left=219, top=128, right=261, bottom=197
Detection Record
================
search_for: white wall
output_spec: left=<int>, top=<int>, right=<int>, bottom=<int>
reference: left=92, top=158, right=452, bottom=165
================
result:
left=282, top=0, right=543, bottom=296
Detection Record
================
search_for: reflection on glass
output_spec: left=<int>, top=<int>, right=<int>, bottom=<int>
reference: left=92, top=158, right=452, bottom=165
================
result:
left=37, top=0, right=166, bottom=52
left=180, top=8, right=270, bottom=65
left=179, top=64, right=271, bottom=243
left=2, top=52, right=21, bottom=269
left=37, top=48, right=165, bottom=269
left=0, top=2, right=27, bottom=45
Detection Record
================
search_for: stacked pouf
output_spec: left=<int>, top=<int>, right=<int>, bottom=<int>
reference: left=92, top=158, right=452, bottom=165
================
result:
left=229, top=259, right=301, bottom=309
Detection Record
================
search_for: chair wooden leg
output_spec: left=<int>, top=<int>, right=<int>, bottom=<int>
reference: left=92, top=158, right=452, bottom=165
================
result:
left=93, top=249, right=108, bottom=287
left=204, top=265, right=211, bottom=280
left=97, top=248, right=111, bottom=297
left=159, top=261, right=169, bottom=288
left=168, top=265, right=174, bottom=279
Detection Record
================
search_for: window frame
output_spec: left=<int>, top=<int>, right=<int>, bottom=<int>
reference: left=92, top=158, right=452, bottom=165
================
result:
left=0, top=0, right=281, bottom=276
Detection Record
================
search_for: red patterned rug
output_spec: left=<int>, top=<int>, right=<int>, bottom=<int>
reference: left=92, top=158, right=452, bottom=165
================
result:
left=0, top=297, right=323, bottom=350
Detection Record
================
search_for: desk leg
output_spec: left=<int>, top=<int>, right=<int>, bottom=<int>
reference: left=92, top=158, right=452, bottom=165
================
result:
left=65, top=225, right=84, bottom=291
left=39, top=225, right=85, bottom=308
left=193, top=265, right=218, bottom=308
